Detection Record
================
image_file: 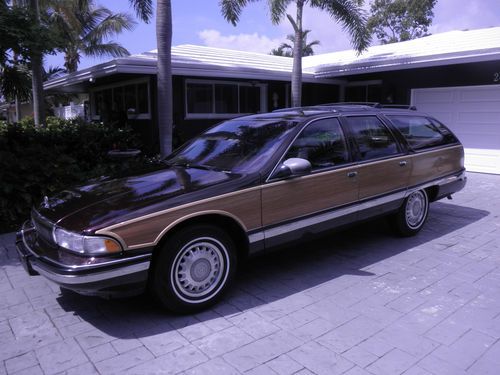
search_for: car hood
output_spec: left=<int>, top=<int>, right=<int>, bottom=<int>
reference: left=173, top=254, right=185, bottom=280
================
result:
left=35, top=166, right=245, bottom=233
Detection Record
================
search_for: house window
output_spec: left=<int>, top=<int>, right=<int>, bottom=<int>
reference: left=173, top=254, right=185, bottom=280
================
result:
left=91, top=79, right=150, bottom=121
left=185, top=79, right=267, bottom=119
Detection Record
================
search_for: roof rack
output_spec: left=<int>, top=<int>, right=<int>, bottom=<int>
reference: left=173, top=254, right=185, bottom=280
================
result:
left=322, top=102, right=382, bottom=108
left=272, top=106, right=338, bottom=113
left=379, top=104, right=417, bottom=110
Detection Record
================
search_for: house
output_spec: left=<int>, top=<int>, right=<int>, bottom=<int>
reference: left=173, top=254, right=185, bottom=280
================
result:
left=44, top=26, right=500, bottom=174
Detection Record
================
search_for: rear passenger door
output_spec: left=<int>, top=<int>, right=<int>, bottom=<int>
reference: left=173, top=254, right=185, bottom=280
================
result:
left=262, top=117, right=359, bottom=247
left=342, top=115, right=411, bottom=216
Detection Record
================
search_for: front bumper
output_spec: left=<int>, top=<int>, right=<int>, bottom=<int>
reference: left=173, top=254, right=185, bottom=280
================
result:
left=16, top=222, right=152, bottom=297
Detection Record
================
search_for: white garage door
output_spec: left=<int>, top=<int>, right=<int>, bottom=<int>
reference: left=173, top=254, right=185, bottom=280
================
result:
left=411, top=85, right=500, bottom=174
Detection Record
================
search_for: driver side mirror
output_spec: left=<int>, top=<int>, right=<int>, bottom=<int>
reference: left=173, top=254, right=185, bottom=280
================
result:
left=272, top=158, right=312, bottom=179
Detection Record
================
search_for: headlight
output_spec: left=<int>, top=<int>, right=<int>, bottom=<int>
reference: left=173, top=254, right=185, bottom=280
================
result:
left=53, top=228, right=122, bottom=255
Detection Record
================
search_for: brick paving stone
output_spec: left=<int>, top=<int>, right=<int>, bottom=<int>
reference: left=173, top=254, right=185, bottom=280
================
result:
left=288, top=341, right=354, bottom=375
left=291, top=318, right=336, bottom=342
left=11, top=365, right=44, bottom=375
left=84, top=343, right=119, bottom=363
left=125, top=345, right=207, bottom=375
left=110, top=338, right=143, bottom=354
left=244, top=364, right=278, bottom=375
left=266, top=354, right=303, bottom=375
left=228, top=310, right=280, bottom=339
left=184, top=357, right=239, bottom=375
left=65, top=362, right=100, bottom=375
left=223, top=331, right=302, bottom=372
left=365, top=348, right=417, bottom=375
left=94, top=346, right=154, bottom=374
left=417, top=354, right=468, bottom=375
left=317, top=315, right=384, bottom=354
left=192, top=326, right=253, bottom=358
left=342, top=345, right=378, bottom=368
left=5, top=351, right=38, bottom=374
left=138, top=328, right=188, bottom=357
left=432, top=329, right=496, bottom=370
left=36, top=338, right=88, bottom=375
left=343, top=367, right=372, bottom=375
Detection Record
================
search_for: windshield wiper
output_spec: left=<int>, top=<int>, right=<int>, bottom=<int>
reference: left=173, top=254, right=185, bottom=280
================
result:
left=166, top=161, right=233, bottom=174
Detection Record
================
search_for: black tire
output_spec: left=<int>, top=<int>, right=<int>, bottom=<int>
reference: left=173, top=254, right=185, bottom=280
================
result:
left=392, top=189, right=429, bottom=237
left=151, top=224, right=237, bottom=313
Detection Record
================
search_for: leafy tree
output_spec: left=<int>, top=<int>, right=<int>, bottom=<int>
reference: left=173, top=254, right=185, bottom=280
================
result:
left=221, top=0, right=370, bottom=107
left=367, top=0, right=437, bottom=44
left=271, top=29, right=320, bottom=57
left=0, top=0, right=62, bottom=124
left=48, top=0, right=136, bottom=72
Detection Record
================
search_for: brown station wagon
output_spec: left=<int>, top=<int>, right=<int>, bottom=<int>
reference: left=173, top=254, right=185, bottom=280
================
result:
left=16, top=104, right=467, bottom=312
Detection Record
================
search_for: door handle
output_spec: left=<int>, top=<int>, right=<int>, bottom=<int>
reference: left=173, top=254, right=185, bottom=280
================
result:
left=347, top=171, right=358, bottom=178
left=399, top=161, right=407, bottom=167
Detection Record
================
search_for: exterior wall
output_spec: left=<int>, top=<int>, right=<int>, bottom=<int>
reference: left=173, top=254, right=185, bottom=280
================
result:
left=343, top=61, right=500, bottom=104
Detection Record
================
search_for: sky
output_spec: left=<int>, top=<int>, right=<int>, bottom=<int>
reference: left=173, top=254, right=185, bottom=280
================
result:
left=44, top=0, right=500, bottom=70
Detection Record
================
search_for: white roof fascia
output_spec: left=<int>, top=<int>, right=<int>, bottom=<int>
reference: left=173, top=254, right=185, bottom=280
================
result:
left=312, top=50, right=500, bottom=78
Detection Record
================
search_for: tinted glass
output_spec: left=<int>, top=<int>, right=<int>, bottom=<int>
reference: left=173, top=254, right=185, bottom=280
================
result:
left=285, top=118, right=349, bottom=170
left=187, top=83, right=213, bottom=113
left=166, top=119, right=297, bottom=173
left=240, top=86, right=261, bottom=113
left=215, top=84, right=238, bottom=113
left=388, top=116, right=458, bottom=150
left=345, top=116, right=400, bottom=160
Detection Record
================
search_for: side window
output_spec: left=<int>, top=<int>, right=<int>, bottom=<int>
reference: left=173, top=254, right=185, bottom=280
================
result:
left=285, top=118, right=349, bottom=170
left=388, top=116, right=457, bottom=150
left=344, top=116, right=400, bottom=161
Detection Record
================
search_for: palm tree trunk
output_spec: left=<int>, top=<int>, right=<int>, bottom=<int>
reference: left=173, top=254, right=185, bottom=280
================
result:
left=291, top=0, right=304, bottom=107
left=156, top=0, right=173, bottom=157
left=29, top=0, right=46, bottom=127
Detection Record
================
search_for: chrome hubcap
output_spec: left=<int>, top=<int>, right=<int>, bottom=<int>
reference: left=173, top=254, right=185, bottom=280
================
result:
left=405, top=191, right=427, bottom=229
left=172, top=238, right=226, bottom=300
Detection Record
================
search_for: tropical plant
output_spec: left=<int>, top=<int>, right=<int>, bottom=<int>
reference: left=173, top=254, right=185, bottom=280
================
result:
left=271, top=29, right=320, bottom=57
left=367, top=0, right=437, bottom=44
left=47, top=0, right=136, bottom=72
left=221, top=0, right=371, bottom=107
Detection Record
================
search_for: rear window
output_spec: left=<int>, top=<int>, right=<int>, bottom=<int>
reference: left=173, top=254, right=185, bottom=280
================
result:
left=388, top=116, right=458, bottom=150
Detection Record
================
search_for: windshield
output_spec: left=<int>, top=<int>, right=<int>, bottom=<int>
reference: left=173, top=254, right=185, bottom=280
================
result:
left=166, top=119, right=298, bottom=173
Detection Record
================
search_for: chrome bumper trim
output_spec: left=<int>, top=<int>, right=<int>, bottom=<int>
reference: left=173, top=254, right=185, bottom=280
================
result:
left=31, top=260, right=150, bottom=285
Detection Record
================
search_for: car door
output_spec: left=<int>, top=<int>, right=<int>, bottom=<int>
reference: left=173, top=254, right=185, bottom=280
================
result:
left=341, top=115, right=411, bottom=218
left=261, top=117, right=359, bottom=248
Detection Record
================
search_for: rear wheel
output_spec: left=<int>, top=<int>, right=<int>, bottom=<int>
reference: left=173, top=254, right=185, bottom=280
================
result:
left=392, top=189, right=429, bottom=236
left=151, top=224, right=236, bottom=313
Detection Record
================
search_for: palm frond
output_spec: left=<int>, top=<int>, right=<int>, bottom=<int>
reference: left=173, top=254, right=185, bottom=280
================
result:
left=310, top=0, right=371, bottom=53
left=83, top=43, right=130, bottom=59
left=0, top=64, right=32, bottom=102
left=85, top=12, right=136, bottom=42
left=219, top=0, right=259, bottom=26
left=268, top=0, right=292, bottom=25
left=129, top=0, right=153, bottom=23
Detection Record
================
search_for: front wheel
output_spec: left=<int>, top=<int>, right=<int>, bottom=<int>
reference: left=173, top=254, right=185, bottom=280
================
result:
left=392, top=189, right=429, bottom=237
left=151, top=224, right=237, bottom=313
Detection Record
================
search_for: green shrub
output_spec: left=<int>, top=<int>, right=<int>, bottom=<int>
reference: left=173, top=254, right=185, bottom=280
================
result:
left=0, top=118, right=159, bottom=232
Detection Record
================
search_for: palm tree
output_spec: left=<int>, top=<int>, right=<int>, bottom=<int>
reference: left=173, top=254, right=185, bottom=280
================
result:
left=271, top=29, right=320, bottom=57
left=48, top=0, right=136, bottom=73
left=125, top=0, right=172, bottom=157
left=221, top=0, right=371, bottom=107
left=156, top=0, right=173, bottom=157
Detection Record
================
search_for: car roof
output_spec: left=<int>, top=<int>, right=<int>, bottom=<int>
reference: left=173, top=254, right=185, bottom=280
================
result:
left=235, top=103, right=430, bottom=122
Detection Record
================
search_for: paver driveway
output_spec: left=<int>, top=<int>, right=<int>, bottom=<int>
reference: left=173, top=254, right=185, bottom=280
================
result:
left=1, top=172, right=499, bottom=375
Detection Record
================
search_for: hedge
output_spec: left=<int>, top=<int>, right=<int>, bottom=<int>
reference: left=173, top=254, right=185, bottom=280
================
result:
left=0, top=117, right=160, bottom=232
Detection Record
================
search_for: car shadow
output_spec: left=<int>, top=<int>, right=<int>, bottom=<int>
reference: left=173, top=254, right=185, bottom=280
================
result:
left=55, top=201, right=489, bottom=339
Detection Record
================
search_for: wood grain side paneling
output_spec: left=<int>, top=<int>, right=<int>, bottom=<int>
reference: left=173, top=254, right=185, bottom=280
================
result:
left=262, top=167, right=358, bottom=227
left=102, top=189, right=262, bottom=248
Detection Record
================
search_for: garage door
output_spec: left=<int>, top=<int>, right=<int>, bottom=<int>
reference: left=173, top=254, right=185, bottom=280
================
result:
left=411, top=85, right=500, bottom=174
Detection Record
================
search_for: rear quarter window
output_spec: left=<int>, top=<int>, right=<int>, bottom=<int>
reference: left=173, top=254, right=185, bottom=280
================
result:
left=388, top=115, right=458, bottom=151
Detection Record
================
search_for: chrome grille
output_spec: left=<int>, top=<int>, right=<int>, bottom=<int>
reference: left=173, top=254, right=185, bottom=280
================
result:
left=31, top=210, right=54, bottom=244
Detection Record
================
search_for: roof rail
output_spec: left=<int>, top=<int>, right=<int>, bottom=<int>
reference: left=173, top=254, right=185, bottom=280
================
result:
left=272, top=105, right=338, bottom=113
left=380, top=104, right=417, bottom=110
left=322, top=102, right=382, bottom=108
